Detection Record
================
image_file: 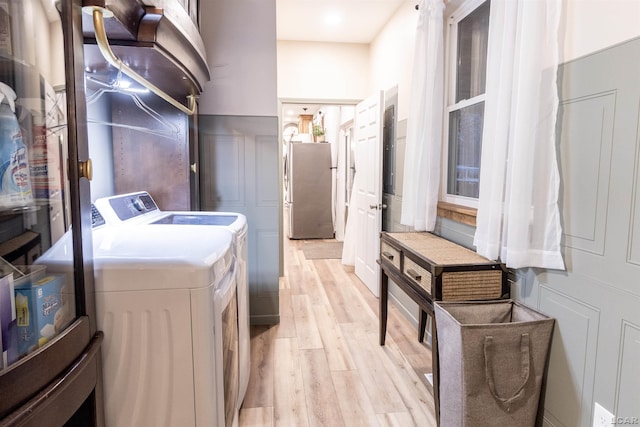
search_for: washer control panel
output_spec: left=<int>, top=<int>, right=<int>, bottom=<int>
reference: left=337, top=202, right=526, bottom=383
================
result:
left=91, top=204, right=106, bottom=228
left=105, top=192, right=159, bottom=222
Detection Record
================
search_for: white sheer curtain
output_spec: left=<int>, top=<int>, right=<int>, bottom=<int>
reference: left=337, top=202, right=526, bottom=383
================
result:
left=473, top=0, right=565, bottom=270
left=400, top=0, right=445, bottom=231
left=342, top=131, right=361, bottom=265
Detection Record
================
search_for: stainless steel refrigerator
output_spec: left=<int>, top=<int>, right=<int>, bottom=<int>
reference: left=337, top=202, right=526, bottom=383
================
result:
left=287, top=142, right=334, bottom=239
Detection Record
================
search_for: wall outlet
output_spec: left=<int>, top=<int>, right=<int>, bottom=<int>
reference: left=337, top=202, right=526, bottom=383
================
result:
left=594, top=402, right=614, bottom=427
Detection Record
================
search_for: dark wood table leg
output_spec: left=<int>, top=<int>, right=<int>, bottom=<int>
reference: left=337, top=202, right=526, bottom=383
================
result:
left=379, top=270, right=389, bottom=346
left=431, top=312, right=440, bottom=426
left=419, top=309, right=428, bottom=342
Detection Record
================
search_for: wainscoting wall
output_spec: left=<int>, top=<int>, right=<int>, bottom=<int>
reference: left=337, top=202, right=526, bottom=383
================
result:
left=199, top=115, right=280, bottom=325
left=385, top=37, right=640, bottom=426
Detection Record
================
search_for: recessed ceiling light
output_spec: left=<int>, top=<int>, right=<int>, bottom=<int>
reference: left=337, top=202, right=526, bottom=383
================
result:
left=324, top=12, right=342, bottom=26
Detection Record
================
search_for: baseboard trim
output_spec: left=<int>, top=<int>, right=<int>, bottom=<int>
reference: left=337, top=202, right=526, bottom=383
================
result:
left=250, top=314, right=280, bottom=325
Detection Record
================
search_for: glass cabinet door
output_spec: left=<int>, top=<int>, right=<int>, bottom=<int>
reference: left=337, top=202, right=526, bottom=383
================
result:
left=0, top=0, right=78, bottom=368
left=0, top=1, right=99, bottom=424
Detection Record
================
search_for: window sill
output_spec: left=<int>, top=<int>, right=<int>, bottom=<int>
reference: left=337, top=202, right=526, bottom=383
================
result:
left=437, top=202, right=477, bottom=227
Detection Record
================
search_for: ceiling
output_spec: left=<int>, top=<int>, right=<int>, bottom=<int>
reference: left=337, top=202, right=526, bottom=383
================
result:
left=276, top=0, right=407, bottom=44
left=277, top=0, right=408, bottom=124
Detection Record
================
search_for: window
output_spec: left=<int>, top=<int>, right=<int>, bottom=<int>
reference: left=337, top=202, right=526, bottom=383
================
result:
left=443, top=0, right=490, bottom=206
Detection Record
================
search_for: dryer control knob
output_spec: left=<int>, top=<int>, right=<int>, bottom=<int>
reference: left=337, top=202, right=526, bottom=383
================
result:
left=132, top=198, right=145, bottom=211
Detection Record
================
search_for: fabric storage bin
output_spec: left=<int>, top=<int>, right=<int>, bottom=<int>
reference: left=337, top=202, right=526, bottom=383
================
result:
left=434, top=299, right=554, bottom=427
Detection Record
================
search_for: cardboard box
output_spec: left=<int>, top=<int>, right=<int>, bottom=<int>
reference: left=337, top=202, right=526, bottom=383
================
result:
left=0, top=273, right=16, bottom=368
left=14, top=273, right=68, bottom=357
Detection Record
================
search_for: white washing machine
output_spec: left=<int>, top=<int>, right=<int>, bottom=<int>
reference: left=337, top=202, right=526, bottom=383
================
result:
left=94, top=191, right=251, bottom=409
left=36, top=205, right=240, bottom=427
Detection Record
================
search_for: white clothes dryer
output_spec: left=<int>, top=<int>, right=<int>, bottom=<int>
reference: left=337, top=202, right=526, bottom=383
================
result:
left=95, top=191, right=251, bottom=408
left=36, top=205, right=239, bottom=427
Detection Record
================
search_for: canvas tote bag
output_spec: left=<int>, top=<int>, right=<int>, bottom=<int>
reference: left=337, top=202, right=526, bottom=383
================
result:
left=434, top=300, right=555, bottom=427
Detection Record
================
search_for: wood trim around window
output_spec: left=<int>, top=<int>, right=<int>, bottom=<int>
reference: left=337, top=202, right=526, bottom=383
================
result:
left=437, top=201, right=477, bottom=227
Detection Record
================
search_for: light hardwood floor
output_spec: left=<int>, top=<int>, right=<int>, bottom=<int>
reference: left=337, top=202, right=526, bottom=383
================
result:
left=238, top=234, right=438, bottom=426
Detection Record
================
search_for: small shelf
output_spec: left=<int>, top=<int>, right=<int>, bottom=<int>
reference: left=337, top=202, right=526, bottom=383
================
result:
left=0, top=205, right=41, bottom=216
left=0, top=230, right=41, bottom=264
left=0, top=54, right=44, bottom=100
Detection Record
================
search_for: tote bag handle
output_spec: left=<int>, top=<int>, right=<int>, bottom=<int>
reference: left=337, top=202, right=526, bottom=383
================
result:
left=484, top=333, right=530, bottom=411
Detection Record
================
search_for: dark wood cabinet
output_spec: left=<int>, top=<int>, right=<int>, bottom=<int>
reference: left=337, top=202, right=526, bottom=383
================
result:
left=82, top=0, right=210, bottom=109
left=81, top=0, right=209, bottom=211
left=0, top=1, right=102, bottom=425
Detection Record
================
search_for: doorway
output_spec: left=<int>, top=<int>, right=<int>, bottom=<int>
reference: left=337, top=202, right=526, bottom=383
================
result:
left=280, top=102, right=356, bottom=243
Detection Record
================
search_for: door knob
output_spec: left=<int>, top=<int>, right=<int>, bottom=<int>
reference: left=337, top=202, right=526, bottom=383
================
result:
left=369, top=203, right=388, bottom=210
left=79, top=158, right=93, bottom=181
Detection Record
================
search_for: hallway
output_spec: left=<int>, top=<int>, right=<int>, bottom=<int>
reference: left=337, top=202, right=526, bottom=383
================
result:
left=238, top=233, right=438, bottom=426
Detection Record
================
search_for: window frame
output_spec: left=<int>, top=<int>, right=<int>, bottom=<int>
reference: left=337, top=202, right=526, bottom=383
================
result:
left=440, top=0, right=490, bottom=209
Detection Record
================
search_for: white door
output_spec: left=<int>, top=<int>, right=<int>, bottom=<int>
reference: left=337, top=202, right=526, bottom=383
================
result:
left=354, top=91, right=384, bottom=297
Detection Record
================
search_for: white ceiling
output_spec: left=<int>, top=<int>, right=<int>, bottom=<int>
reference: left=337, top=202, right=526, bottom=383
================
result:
left=282, top=1, right=467, bottom=126
left=277, top=0, right=408, bottom=123
left=276, top=0, right=408, bottom=44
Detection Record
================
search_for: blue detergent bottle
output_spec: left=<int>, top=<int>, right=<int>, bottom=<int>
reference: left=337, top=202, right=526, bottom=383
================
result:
left=0, top=81, right=33, bottom=208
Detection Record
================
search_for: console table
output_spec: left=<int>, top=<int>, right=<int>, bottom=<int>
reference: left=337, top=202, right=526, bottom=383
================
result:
left=378, top=231, right=508, bottom=423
